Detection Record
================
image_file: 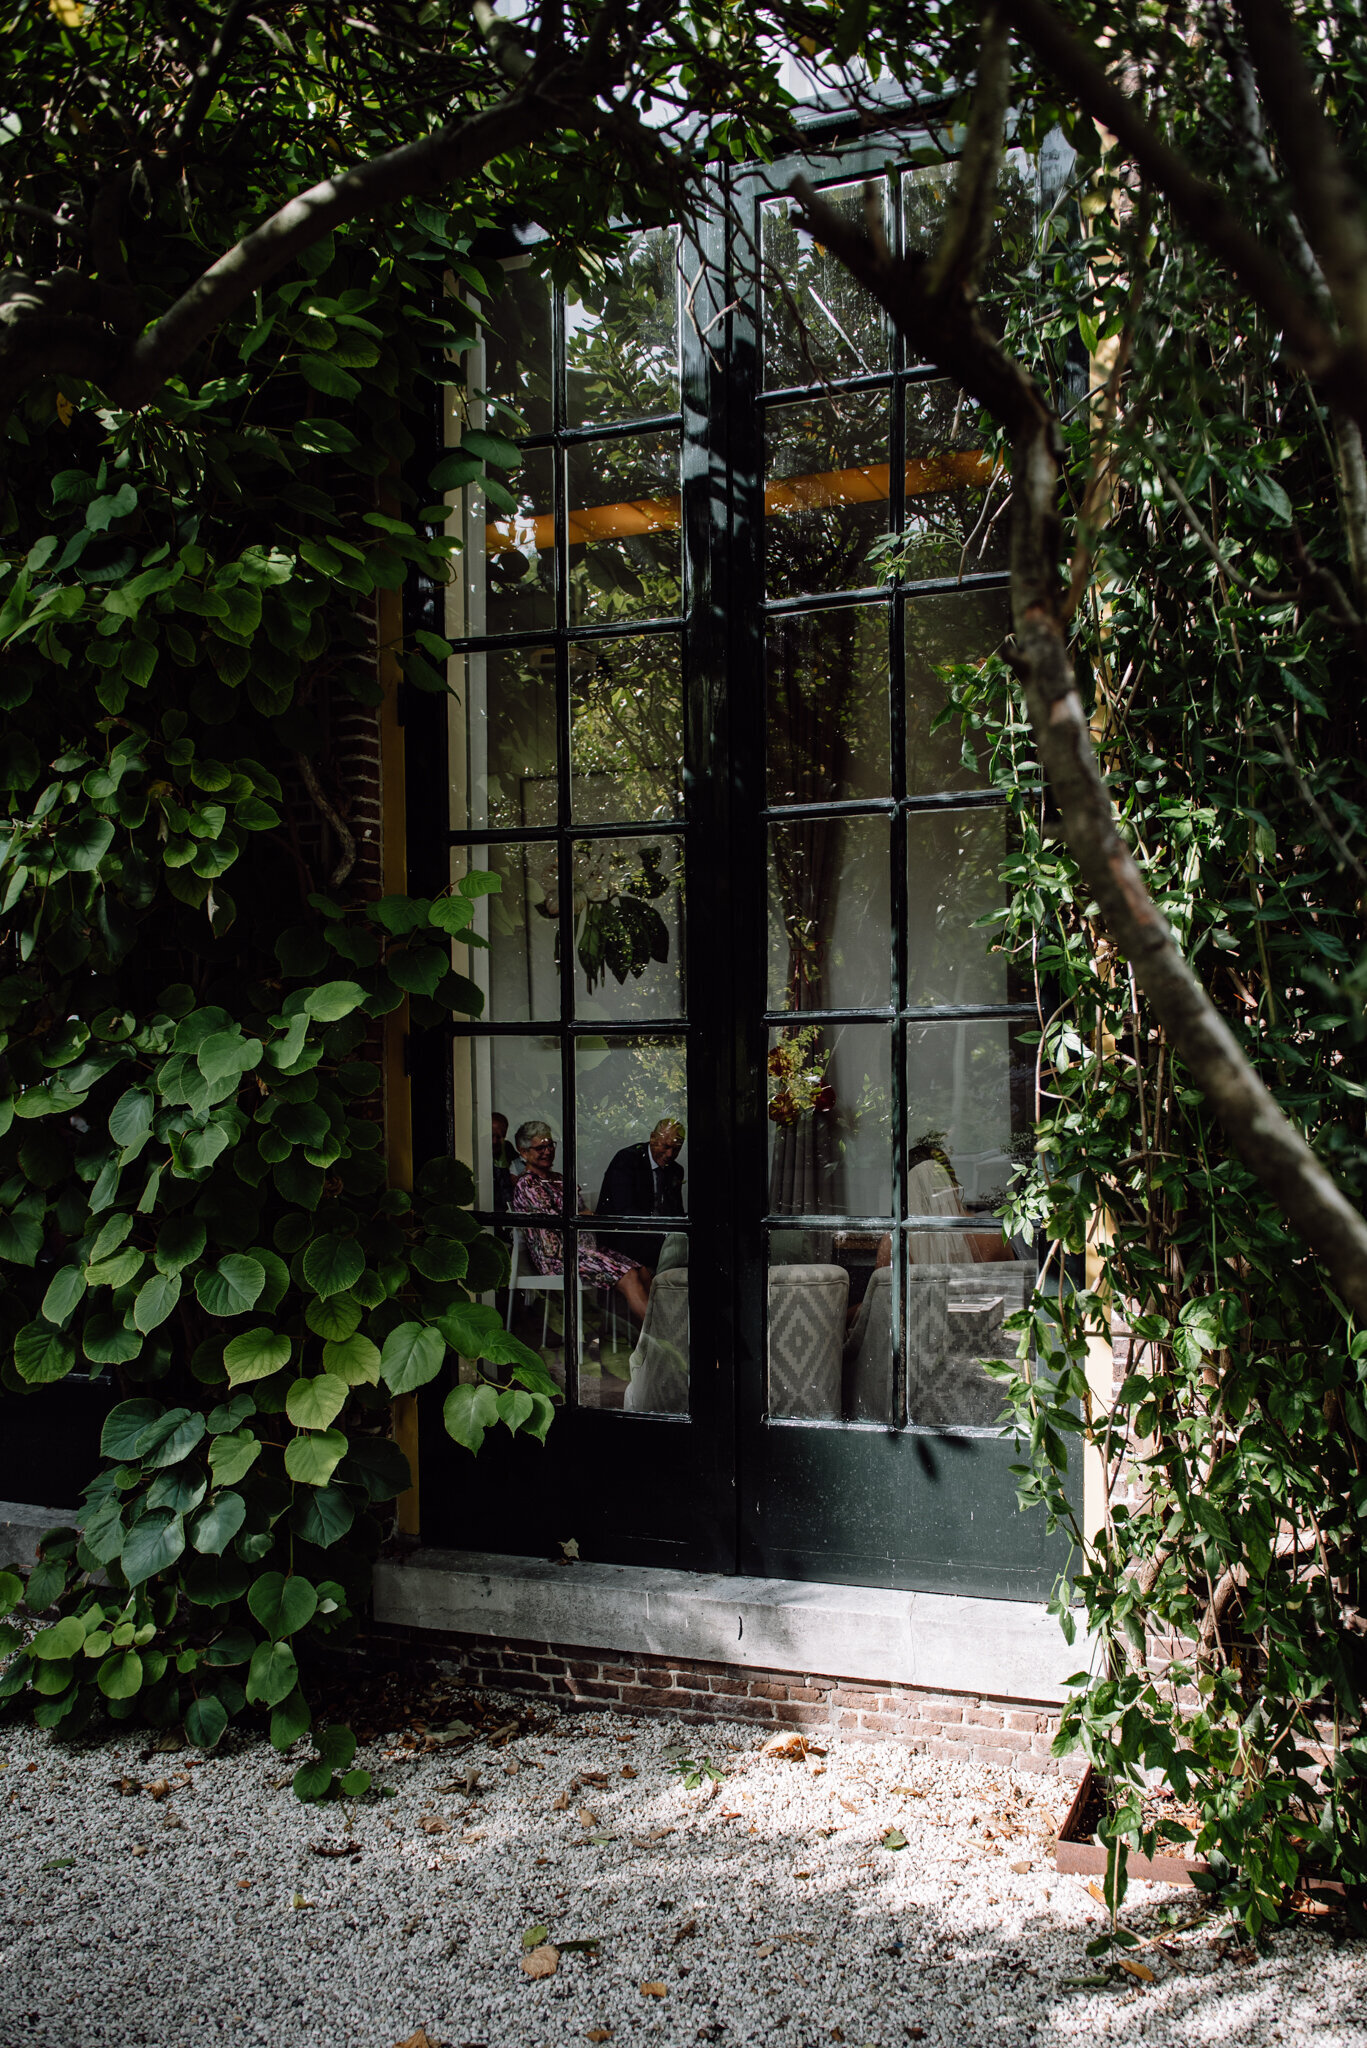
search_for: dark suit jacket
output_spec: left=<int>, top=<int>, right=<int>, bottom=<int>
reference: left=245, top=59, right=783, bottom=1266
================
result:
left=595, top=1141, right=685, bottom=1222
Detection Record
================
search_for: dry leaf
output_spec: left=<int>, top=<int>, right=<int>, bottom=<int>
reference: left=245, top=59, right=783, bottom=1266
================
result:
left=1010, top=1859, right=1032, bottom=1874
left=521, top=1944, right=560, bottom=1979
left=292, top=1894, right=313, bottom=1910
left=755, top=1942, right=778, bottom=1958
left=311, top=1840, right=361, bottom=1858
left=1290, top=1891, right=1335, bottom=1916
left=621, top=1765, right=638, bottom=1779
left=1087, top=1883, right=1108, bottom=1905
left=236, top=1878, right=251, bottom=1889
left=116, top=1777, right=141, bottom=1797
left=890, top=1786, right=925, bottom=1796
left=586, top=2032, right=612, bottom=2043
left=130, top=1845, right=148, bottom=1858
left=419, top=1815, right=451, bottom=1836
left=839, top=1799, right=862, bottom=1813
left=145, top=1779, right=171, bottom=1800
left=639, top=1981, right=667, bottom=1998
left=760, top=1732, right=807, bottom=1760
left=882, top=1828, right=908, bottom=1851
left=552, top=1791, right=571, bottom=1811
left=631, top=1828, right=673, bottom=1845
left=460, top=1828, right=487, bottom=1842
left=393, top=2031, right=441, bottom=2048
left=578, top=1771, right=611, bottom=1787
left=794, top=1869, right=813, bottom=1878
left=577, top=1808, right=600, bottom=1827
left=674, top=1918, right=697, bottom=1944
left=1117, top=1957, right=1155, bottom=1984
left=505, top=1760, right=521, bottom=1776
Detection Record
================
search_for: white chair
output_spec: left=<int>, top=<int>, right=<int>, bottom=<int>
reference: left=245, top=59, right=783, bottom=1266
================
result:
left=506, top=1228, right=581, bottom=1350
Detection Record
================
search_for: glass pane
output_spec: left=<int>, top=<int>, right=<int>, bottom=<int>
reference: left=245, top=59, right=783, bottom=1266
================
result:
left=464, top=446, right=554, bottom=638
left=567, top=227, right=679, bottom=427
left=452, top=1036, right=563, bottom=1215
left=450, top=843, right=559, bottom=1024
left=504, top=1223, right=567, bottom=1390
left=905, top=809, right=1011, bottom=1008
left=576, top=1035, right=687, bottom=1234
left=571, top=836, right=685, bottom=1021
left=768, top=817, right=889, bottom=1012
left=767, top=1022, right=891, bottom=1217
left=766, top=606, right=888, bottom=805
left=905, top=588, right=1011, bottom=795
left=765, top=1228, right=848, bottom=1420
left=578, top=1229, right=688, bottom=1415
left=451, top=645, right=555, bottom=833
left=905, top=1020, right=1031, bottom=1217
left=904, top=1261, right=1030, bottom=1429
left=766, top=391, right=889, bottom=600
left=567, top=433, right=681, bottom=625
left=903, top=157, right=1038, bottom=347
left=479, top=261, right=553, bottom=438
left=762, top=181, right=889, bottom=389
left=902, top=378, right=1006, bottom=582
left=571, top=636, right=684, bottom=823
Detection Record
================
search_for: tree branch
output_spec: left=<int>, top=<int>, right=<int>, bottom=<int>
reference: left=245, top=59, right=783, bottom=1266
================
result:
left=172, top=0, right=257, bottom=152
left=792, top=79, right=1367, bottom=1321
left=925, top=3, right=1011, bottom=301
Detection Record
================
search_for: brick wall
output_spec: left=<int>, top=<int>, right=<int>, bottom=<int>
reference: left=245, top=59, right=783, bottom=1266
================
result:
left=372, top=1625, right=1086, bottom=1780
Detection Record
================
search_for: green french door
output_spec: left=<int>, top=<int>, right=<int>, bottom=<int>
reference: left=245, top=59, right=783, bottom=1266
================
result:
left=412, top=132, right=1066, bottom=1598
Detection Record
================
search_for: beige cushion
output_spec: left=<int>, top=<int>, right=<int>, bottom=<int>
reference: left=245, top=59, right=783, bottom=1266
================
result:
left=767, top=1263, right=848, bottom=1420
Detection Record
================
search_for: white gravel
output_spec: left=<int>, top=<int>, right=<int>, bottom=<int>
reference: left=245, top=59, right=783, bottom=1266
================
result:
left=2, top=1692, right=1364, bottom=2048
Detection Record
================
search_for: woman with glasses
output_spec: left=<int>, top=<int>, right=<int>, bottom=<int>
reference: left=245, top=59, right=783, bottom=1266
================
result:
left=510, top=1120, right=654, bottom=1322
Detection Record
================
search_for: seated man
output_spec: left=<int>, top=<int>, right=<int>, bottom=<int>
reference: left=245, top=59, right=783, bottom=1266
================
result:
left=595, top=1117, right=685, bottom=1272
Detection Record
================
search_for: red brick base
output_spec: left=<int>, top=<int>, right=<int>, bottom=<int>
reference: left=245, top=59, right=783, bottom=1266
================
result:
left=372, top=1625, right=1085, bottom=1780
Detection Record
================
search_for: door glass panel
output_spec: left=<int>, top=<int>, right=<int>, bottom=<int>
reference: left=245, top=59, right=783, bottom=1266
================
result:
left=464, top=445, right=554, bottom=637
left=905, top=1020, right=1030, bottom=1217
left=567, top=433, right=681, bottom=625
left=567, top=227, right=680, bottom=427
left=904, top=588, right=1011, bottom=795
left=450, top=843, right=559, bottom=1023
left=571, top=635, right=684, bottom=823
left=902, top=157, right=1038, bottom=344
left=452, top=1037, right=562, bottom=1215
left=479, top=261, right=554, bottom=438
left=765, top=1227, right=850, bottom=1420
left=905, top=809, right=1011, bottom=1008
left=902, top=378, right=1006, bottom=582
left=503, top=1221, right=567, bottom=1388
left=767, top=1022, right=892, bottom=1217
left=766, top=606, right=888, bottom=804
left=768, top=817, right=890, bottom=1012
left=451, top=645, right=556, bottom=832
left=576, top=1035, right=687, bottom=1227
left=577, top=1228, right=689, bottom=1415
left=903, top=1257, right=1026, bottom=1430
left=571, top=836, right=685, bottom=1021
left=762, top=180, right=889, bottom=389
left=766, top=391, right=889, bottom=599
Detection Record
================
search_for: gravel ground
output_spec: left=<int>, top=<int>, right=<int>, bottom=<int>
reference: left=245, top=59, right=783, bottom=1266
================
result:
left=2, top=1691, right=1364, bottom=2048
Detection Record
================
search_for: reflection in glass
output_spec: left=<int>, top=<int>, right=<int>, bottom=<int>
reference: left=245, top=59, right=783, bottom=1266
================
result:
left=905, top=810, right=1010, bottom=1008
left=450, top=843, right=559, bottom=1024
left=464, top=446, right=554, bottom=637
left=768, top=816, right=889, bottom=1013
left=571, top=836, right=685, bottom=1021
left=762, top=181, right=888, bottom=389
left=479, top=261, right=553, bottom=438
left=453, top=645, right=555, bottom=833
left=576, top=1035, right=687, bottom=1250
left=903, top=157, right=1038, bottom=348
left=571, top=636, right=684, bottom=823
left=767, top=1022, right=891, bottom=1217
left=452, top=1035, right=562, bottom=1215
left=905, top=588, right=1011, bottom=794
left=580, top=1228, right=689, bottom=1415
left=844, top=1249, right=1030, bottom=1430
left=902, top=379, right=1005, bottom=582
left=766, top=606, right=888, bottom=805
left=905, top=1019, right=1031, bottom=1215
left=567, top=433, right=681, bottom=625
left=765, top=1228, right=848, bottom=1420
left=765, top=391, right=889, bottom=599
left=567, top=227, right=679, bottom=427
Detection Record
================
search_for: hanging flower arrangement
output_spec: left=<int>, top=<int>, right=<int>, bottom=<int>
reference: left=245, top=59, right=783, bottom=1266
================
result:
left=767, top=1023, right=835, bottom=1125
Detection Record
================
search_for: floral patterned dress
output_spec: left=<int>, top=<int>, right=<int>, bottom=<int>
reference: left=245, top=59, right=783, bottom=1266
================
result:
left=511, top=1171, right=644, bottom=1288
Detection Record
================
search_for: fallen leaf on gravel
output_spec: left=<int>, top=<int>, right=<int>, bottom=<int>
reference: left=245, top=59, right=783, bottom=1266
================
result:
left=761, top=1732, right=807, bottom=1760
left=621, top=1765, right=638, bottom=1779
left=794, top=1869, right=812, bottom=1878
left=292, top=1894, right=314, bottom=1910
left=558, top=1938, right=602, bottom=1954
left=1117, top=1957, right=1155, bottom=1984
left=1086, top=1883, right=1108, bottom=1905
left=882, top=1828, right=908, bottom=1851
left=40, top=1857, right=75, bottom=1871
left=116, top=1777, right=141, bottom=1796
left=460, top=1828, right=487, bottom=1842
left=631, top=1828, right=673, bottom=1845
left=236, top=1879, right=251, bottom=1889
left=719, top=1809, right=742, bottom=1820
left=523, top=1924, right=550, bottom=1950
left=578, top=1771, right=611, bottom=1787
left=392, top=2030, right=443, bottom=2048
left=890, top=1786, right=925, bottom=1797
left=577, top=1808, right=600, bottom=1827
left=839, top=1799, right=862, bottom=1813
left=1010, top=1859, right=1031, bottom=1874
left=311, top=1840, right=361, bottom=1858
left=130, top=1845, right=148, bottom=1858
left=755, top=1942, right=778, bottom=1958
left=586, top=2029, right=612, bottom=2041
left=488, top=1720, right=520, bottom=1746
left=553, top=1791, right=571, bottom=1810
left=419, top=1816, right=451, bottom=1835
left=1290, top=1891, right=1336, bottom=1916
left=674, top=1918, right=697, bottom=1944
left=639, top=1981, right=667, bottom=1997
left=521, top=1944, right=559, bottom=1979
left=426, top=1720, right=475, bottom=1746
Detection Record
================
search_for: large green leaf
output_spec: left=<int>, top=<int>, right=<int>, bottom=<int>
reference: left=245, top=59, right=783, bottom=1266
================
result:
left=436, top=1301, right=544, bottom=1371
left=302, top=1233, right=364, bottom=1299
left=410, top=1239, right=469, bottom=1283
left=283, top=1428, right=347, bottom=1487
left=0, top=1207, right=43, bottom=1266
left=133, top=1268, right=182, bottom=1333
left=245, top=1639, right=299, bottom=1707
left=189, top=1492, right=247, bottom=1556
left=320, top=1331, right=380, bottom=1385
left=305, top=1292, right=362, bottom=1341
left=98, top=1649, right=144, bottom=1700
left=380, top=1320, right=445, bottom=1394
left=302, top=981, right=366, bottom=1022
left=134, top=1407, right=205, bottom=1467
left=185, top=1694, right=229, bottom=1748
left=291, top=1486, right=354, bottom=1549
left=285, top=1373, right=348, bottom=1430
left=207, top=1431, right=261, bottom=1487
left=121, top=1509, right=185, bottom=1587
left=155, top=1214, right=207, bottom=1275
left=223, top=1326, right=292, bottom=1385
left=101, top=1397, right=162, bottom=1460
left=108, top=1087, right=154, bottom=1149
left=32, top=1616, right=86, bottom=1660
left=14, top=1321, right=77, bottom=1384
left=443, top=1382, right=499, bottom=1454
left=40, top=1265, right=86, bottom=1327
left=247, top=1570, right=318, bottom=1639
left=339, top=1437, right=411, bottom=1502
left=195, top=1254, right=265, bottom=1316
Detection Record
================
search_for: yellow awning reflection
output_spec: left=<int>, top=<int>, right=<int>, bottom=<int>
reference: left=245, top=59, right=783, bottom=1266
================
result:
left=484, top=450, right=993, bottom=554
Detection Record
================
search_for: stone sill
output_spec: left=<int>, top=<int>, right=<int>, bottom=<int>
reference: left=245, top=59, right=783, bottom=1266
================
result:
left=373, top=1547, right=1078, bottom=1706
